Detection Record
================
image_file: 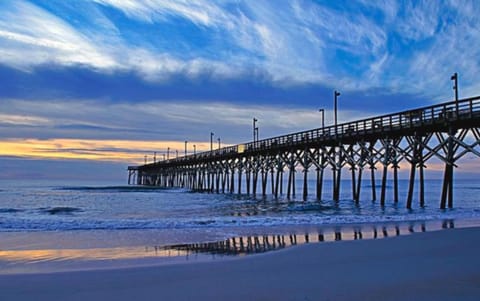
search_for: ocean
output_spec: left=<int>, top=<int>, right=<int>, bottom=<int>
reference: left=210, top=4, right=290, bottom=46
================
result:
left=1, top=178, right=480, bottom=233
left=1, top=178, right=480, bottom=273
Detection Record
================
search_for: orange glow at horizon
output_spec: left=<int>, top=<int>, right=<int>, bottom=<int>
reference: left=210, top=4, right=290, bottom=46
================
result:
left=1, top=138, right=479, bottom=173
left=0, top=138, right=212, bottom=164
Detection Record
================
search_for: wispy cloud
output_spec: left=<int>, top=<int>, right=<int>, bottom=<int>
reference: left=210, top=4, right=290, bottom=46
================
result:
left=0, top=1, right=117, bottom=70
left=0, top=138, right=175, bottom=164
left=0, top=97, right=375, bottom=144
left=0, top=1, right=479, bottom=98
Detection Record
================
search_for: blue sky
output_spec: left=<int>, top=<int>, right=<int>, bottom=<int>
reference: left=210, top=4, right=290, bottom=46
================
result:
left=1, top=0, right=479, bottom=181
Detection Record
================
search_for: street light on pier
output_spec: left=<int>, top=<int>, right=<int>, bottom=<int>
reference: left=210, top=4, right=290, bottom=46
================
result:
left=210, top=132, right=214, bottom=151
left=144, top=155, right=147, bottom=164
left=451, top=72, right=459, bottom=113
left=167, top=147, right=170, bottom=160
left=185, top=141, right=187, bottom=156
left=217, top=137, right=221, bottom=149
left=176, top=150, right=178, bottom=158
left=318, top=108, right=325, bottom=129
left=154, top=152, right=157, bottom=163
left=193, top=144, right=196, bottom=155
left=253, top=118, right=257, bottom=142
left=334, top=90, right=340, bottom=128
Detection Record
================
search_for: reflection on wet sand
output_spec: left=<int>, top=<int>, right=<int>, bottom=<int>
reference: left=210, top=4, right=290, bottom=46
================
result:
left=157, top=219, right=456, bottom=258
left=0, top=219, right=459, bottom=267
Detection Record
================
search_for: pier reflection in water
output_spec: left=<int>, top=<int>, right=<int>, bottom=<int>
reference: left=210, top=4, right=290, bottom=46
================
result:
left=153, top=219, right=456, bottom=258
left=0, top=219, right=460, bottom=270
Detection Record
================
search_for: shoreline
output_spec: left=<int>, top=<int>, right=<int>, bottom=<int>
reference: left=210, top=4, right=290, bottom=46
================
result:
left=1, top=226, right=479, bottom=300
left=1, top=217, right=479, bottom=275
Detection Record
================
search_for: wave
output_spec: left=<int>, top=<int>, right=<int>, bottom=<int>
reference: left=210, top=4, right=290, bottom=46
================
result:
left=55, top=186, right=172, bottom=193
left=39, top=207, right=83, bottom=215
left=0, top=208, right=23, bottom=213
left=461, top=186, right=480, bottom=190
left=2, top=210, right=480, bottom=232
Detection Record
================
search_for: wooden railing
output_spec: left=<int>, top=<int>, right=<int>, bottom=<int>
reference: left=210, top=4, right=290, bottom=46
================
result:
left=136, top=95, right=480, bottom=168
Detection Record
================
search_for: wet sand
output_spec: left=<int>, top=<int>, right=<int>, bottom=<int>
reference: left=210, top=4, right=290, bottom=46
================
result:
left=1, top=226, right=479, bottom=300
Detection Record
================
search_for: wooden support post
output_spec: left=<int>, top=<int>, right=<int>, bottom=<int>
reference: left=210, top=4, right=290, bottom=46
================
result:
left=333, top=146, right=342, bottom=201
left=287, top=165, right=293, bottom=199
left=280, top=170, right=283, bottom=195
left=207, top=171, right=211, bottom=192
left=355, top=167, right=362, bottom=202
left=252, top=169, right=258, bottom=196
left=292, top=167, right=296, bottom=197
left=230, top=168, right=235, bottom=194
left=380, top=163, right=388, bottom=206
left=226, top=170, right=230, bottom=192
left=196, top=172, right=200, bottom=190
left=210, top=172, right=215, bottom=192
left=380, top=140, right=389, bottom=206
left=262, top=168, right=268, bottom=197
left=246, top=168, right=251, bottom=195
left=303, top=168, right=308, bottom=200
left=332, top=168, right=337, bottom=200
left=237, top=167, right=242, bottom=195
left=316, top=167, right=323, bottom=200
left=369, top=142, right=376, bottom=201
left=351, top=166, right=356, bottom=202
left=271, top=168, right=275, bottom=195
left=393, top=162, right=399, bottom=203
left=441, top=128, right=455, bottom=209
left=222, top=171, right=226, bottom=193
left=418, top=140, right=425, bottom=207
left=349, top=146, right=356, bottom=201
left=275, top=168, right=281, bottom=199
left=406, top=136, right=418, bottom=209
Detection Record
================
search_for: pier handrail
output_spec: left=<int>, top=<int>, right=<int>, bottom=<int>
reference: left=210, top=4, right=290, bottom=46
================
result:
left=136, top=95, right=480, bottom=169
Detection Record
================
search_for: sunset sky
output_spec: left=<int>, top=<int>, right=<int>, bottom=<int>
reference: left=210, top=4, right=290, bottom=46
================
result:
left=1, top=0, right=479, bottom=181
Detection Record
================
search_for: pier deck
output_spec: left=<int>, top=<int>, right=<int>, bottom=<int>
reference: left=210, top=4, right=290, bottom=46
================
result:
left=129, top=96, right=480, bottom=209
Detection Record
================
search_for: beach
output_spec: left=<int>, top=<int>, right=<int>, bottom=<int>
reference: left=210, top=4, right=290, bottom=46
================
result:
left=1, top=226, right=479, bottom=301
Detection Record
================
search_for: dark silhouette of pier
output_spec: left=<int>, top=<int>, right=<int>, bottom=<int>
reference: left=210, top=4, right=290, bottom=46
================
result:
left=151, top=220, right=455, bottom=258
left=128, top=95, right=480, bottom=209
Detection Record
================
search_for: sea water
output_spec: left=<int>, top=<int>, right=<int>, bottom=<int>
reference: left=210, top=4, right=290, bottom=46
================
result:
left=1, top=178, right=480, bottom=234
left=1, top=178, right=480, bottom=273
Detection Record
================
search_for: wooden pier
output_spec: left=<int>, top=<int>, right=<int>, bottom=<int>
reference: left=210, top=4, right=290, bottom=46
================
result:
left=128, top=96, right=480, bottom=209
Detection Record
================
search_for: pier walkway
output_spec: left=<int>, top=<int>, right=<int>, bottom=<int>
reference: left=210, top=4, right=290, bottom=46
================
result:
left=128, top=96, right=480, bottom=209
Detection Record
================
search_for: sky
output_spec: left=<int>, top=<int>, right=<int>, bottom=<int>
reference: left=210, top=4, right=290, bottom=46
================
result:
left=1, top=0, right=479, bottom=181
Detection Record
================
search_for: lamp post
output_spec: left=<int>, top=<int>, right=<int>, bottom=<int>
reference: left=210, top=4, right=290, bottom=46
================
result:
left=451, top=73, right=459, bottom=113
left=167, top=147, right=170, bottom=160
left=334, top=90, right=340, bottom=128
left=210, top=132, right=214, bottom=151
left=175, top=150, right=178, bottom=159
left=193, top=144, right=196, bottom=155
left=318, top=108, right=325, bottom=129
left=154, top=152, right=156, bottom=163
left=144, top=155, right=147, bottom=164
left=253, top=118, right=257, bottom=142
left=217, top=137, right=221, bottom=149
left=185, top=141, right=187, bottom=156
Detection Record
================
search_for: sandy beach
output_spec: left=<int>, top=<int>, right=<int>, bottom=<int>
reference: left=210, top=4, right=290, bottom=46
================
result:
left=1, top=226, right=479, bottom=301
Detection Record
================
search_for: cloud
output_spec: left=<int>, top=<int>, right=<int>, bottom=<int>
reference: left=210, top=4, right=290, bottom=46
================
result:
left=0, top=138, right=198, bottom=164
left=0, top=0, right=117, bottom=70
left=92, top=0, right=228, bottom=27
left=0, top=0, right=479, bottom=99
left=1, top=97, right=380, bottom=144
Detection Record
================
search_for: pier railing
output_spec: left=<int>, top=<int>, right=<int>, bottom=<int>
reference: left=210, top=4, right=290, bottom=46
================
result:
left=136, top=96, right=480, bottom=168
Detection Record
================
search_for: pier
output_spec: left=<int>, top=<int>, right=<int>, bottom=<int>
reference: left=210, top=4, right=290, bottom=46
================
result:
left=128, top=95, right=480, bottom=209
